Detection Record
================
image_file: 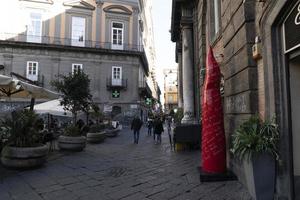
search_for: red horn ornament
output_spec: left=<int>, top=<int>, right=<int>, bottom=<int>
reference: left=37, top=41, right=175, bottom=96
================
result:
left=201, top=46, right=226, bottom=173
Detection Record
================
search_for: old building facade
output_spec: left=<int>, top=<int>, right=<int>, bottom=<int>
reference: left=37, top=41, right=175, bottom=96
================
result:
left=171, top=0, right=300, bottom=199
left=163, top=68, right=178, bottom=113
left=0, top=0, right=158, bottom=121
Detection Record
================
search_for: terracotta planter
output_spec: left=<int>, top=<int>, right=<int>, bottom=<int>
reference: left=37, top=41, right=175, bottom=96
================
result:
left=1, top=144, right=48, bottom=169
left=58, top=135, right=86, bottom=151
left=87, top=132, right=106, bottom=143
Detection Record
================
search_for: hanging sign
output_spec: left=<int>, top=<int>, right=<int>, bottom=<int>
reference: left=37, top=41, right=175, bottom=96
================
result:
left=284, top=1, right=300, bottom=53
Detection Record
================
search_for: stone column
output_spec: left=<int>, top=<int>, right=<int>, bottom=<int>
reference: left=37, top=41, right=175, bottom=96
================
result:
left=177, top=50, right=183, bottom=108
left=180, top=4, right=195, bottom=124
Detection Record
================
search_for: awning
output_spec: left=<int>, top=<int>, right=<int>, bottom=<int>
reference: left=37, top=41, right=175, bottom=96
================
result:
left=33, top=99, right=72, bottom=117
left=0, top=74, right=59, bottom=99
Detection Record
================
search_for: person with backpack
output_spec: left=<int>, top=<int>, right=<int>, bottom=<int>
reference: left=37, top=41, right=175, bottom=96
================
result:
left=131, top=116, right=143, bottom=144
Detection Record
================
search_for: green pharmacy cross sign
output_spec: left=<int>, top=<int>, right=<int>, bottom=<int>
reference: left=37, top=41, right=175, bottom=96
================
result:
left=146, top=98, right=152, bottom=105
left=112, top=90, right=120, bottom=98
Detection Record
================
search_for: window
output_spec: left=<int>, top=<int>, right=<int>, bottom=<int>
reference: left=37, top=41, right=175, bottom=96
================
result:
left=72, top=16, right=85, bottom=47
left=72, top=64, right=83, bottom=74
left=210, top=0, right=221, bottom=41
left=168, top=95, right=173, bottom=102
left=26, top=61, right=38, bottom=81
left=27, top=12, right=42, bottom=43
left=111, top=22, right=124, bottom=50
left=112, top=66, right=122, bottom=86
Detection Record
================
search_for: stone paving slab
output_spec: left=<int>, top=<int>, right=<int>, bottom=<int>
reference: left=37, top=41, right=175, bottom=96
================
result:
left=0, top=126, right=252, bottom=200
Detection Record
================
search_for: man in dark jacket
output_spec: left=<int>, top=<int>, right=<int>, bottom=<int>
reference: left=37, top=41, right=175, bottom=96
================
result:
left=154, top=118, right=164, bottom=144
left=131, top=116, right=143, bottom=144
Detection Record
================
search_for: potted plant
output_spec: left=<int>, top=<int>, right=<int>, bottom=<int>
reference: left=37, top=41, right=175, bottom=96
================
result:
left=86, top=124, right=106, bottom=143
left=51, top=71, right=92, bottom=151
left=57, top=125, right=86, bottom=151
left=0, top=110, right=48, bottom=169
left=231, top=115, right=279, bottom=200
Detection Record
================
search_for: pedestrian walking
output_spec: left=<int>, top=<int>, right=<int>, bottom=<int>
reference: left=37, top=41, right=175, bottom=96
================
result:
left=166, top=116, right=174, bottom=150
left=147, top=118, right=153, bottom=136
left=154, top=118, right=164, bottom=144
left=131, top=116, right=143, bottom=144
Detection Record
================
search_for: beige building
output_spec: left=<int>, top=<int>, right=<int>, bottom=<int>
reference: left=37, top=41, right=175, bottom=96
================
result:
left=163, top=68, right=178, bottom=113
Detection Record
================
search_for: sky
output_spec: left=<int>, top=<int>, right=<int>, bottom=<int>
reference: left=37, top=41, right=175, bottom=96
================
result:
left=152, top=0, right=177, bottom=102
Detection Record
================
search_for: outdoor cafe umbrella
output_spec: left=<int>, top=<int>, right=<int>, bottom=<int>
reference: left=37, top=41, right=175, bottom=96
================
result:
left=0, top=74, right=59, bottom=109
left=33, top=99, right=72, bottom=117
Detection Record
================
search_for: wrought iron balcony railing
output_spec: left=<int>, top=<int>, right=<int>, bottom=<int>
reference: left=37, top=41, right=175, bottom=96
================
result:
left=106, top=77, right=127, bottom=90
left=138, top=81, right=152, bottom=97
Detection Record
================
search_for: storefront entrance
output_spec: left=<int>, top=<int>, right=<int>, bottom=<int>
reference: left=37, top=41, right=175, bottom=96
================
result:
left=289, top=55, right=300, bottom=199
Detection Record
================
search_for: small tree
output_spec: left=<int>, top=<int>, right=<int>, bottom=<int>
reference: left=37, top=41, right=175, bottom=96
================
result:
left=90, top=103, right=104, bottom=125
left=51, top=71, right=92, bottom=124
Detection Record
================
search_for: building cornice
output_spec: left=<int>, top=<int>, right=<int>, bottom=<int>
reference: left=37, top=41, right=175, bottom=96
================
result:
left=103, top=5, right=132, bottom=15
left=170, top=0, right=195, bottom=42
left=0, top=40, right=148, bottom=75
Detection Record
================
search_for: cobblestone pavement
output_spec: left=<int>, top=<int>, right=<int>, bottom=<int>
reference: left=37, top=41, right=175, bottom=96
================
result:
left=0, top=126, right=252, bottom=200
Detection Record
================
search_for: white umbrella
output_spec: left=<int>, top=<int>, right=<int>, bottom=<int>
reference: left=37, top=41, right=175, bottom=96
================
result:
left=0, top=74, right=59, bottom=99
left=33, top=99, right=72, bottom=117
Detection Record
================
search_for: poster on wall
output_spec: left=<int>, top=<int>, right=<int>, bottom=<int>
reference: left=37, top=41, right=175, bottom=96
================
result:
left=283, top=1, right=300, bottom=53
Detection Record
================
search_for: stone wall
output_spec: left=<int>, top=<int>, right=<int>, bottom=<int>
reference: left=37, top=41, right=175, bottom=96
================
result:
left=221, top=0, right=257, bottom=187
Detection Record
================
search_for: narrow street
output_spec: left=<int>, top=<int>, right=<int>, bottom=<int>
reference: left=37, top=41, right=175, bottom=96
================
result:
left=0, top=127, right=251, bottom=200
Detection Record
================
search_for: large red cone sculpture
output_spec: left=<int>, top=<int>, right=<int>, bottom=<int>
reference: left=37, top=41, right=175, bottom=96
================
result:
left=201, top=46, right=226, bottom=173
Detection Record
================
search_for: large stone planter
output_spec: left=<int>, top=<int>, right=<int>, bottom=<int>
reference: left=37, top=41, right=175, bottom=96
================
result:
left=1, top=144, right=48, bottom=169
left=87, top=132, right=106, bottom=143
left=105, top=129, right=119, bottom=137
left=58, top=136, right=86, bottom=151
left=243, top=153, right=276, bottom=200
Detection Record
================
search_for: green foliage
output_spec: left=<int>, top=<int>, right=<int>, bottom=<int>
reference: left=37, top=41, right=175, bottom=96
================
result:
left=230, top=115, right=279, bottom=161
left=63, top=125, right=81, bottom=137
left=174, top=108, right=184, bottom=125
left=89, top=124, right=105, bottom=133
left=51, top=71, right=92, bottom=123
left=90, top=103, right=104, bottom=124
left=0, top=110, right=43, bottom=147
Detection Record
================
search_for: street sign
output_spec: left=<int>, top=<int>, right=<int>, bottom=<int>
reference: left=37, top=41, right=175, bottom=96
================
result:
left=112, top=90, right=120, bottom=98
left=283, top=1, right=300, bottom=53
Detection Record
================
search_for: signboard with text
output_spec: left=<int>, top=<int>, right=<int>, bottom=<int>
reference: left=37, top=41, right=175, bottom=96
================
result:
left=284, top=1, right=300, bottom=53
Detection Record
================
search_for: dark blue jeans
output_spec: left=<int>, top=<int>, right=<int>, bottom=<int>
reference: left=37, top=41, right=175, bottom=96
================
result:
left=133, top=130, right=140, bottom=144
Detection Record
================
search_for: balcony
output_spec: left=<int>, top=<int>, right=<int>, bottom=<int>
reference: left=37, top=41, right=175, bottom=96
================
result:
left=138, top=81, right=152, bottom=97
left=0, top=33, right=144, bottom=52
left=106, top=77, right=127, bottom=90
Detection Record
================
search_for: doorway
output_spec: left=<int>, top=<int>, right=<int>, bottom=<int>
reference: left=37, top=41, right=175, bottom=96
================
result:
left=289, top=55, right=300, bottom=199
